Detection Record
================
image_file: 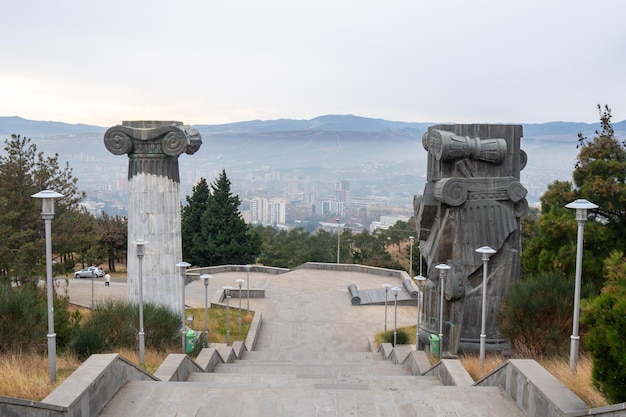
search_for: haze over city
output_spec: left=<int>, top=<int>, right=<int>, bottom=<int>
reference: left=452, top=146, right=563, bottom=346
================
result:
left=2, top=0, right=626, bottom=127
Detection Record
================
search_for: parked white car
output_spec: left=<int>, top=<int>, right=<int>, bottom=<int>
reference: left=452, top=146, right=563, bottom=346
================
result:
left=74, top=266, right=105, bottom=278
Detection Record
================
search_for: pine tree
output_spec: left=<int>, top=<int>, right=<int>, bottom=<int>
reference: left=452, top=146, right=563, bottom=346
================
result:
left=181, top=177, right=210, bottom=266
left=0, top=134, right=85, bottom=282
left=182, top=170, right=260, bottom=266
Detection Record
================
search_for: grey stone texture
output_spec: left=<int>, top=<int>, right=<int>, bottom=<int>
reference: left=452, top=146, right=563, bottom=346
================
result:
left=104, top=121, right=202, bottom=313
left=415, top=124, right=528, bottom=351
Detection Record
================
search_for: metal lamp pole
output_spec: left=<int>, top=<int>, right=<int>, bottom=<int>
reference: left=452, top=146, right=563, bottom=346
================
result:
left=435, top=263, right=451, bottom=358
left=392, top=287, right=401, bottom=346
left=176, top=261, right=191, bottom=353
left=565, top=198, right=597, bottom=374
left=383, top=283, right=391, bottom=333
left=245, top=264, right=251, bottom=311
left=237, top=279, right=244, bottom=332
left=223, top=285, right=233, bottom=346
left=414, top=275, right=426, bottom=350
left=336, top=218, right=340, bottom=264
left=475, top=246, right=496, bottom=371
left=409, top=236, right=414, bottom=279
left=200, top=274, right=211, bottom=348
left=91, top=269, right=95, bottom=309
left=134, top=239, right=148, bottom=366
left=32, top=190, right=63, bottom=384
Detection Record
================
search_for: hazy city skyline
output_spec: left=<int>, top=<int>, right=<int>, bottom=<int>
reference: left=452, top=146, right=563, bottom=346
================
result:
left=2, top=1, right=625, bottom=127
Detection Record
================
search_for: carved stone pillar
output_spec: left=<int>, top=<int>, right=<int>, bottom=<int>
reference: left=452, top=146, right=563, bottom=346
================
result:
left=104, top=121, right=202, bottom=313
left=415, top=124, right=527, bottom=354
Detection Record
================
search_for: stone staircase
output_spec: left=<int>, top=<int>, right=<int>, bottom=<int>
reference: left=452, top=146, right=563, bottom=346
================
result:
left=98, top=348, right=526, bottom=417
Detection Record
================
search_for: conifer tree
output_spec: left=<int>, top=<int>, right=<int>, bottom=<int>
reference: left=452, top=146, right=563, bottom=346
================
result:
left=0, top=134, right=85, bottom=282
left=181, top=177, right=210, bottom=266
left=182, top=170, right=260, bottom=266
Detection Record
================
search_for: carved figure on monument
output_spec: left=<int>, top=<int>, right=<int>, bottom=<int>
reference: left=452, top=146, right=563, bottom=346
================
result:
left=104, top=121, right=202, bottom=313
left=414, top=124, right=527, bottom=352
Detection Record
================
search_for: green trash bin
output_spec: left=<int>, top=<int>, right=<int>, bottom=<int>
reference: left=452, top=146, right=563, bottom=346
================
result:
left=185, top=329, right=196, bottom=353
left=429, top=334, right=440, bottom=358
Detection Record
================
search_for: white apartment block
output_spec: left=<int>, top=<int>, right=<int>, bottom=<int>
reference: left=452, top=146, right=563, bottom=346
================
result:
left=250, top=197, right=286, bottom=225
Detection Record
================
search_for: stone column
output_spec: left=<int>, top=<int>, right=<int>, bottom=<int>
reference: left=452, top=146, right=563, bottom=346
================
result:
left=414, top=124, right=527, bottom=353
left=104, top=121, right=202, bottom=313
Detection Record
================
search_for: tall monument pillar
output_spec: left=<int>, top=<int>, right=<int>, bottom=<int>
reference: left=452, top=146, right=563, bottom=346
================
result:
left=104, top=121, right=202, bottom=313
left=414, top=124, right=527, bottom=353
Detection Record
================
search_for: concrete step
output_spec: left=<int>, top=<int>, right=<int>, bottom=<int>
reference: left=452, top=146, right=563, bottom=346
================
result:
left=187, top=372, right=443, bottom=389
left=98, top=381, right=527, bottom=417
left=212, top=361, right=413, bottom=376
left=239, top=350, right=385, bottom=362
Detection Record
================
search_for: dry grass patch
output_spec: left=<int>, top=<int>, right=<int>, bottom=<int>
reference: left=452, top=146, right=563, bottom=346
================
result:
left=459, top=353, right=608, bottom=408
left=0, top=351, right=81, bottom=401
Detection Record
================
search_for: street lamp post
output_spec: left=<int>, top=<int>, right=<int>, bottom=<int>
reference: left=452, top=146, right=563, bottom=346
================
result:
left=336, top=218, right=340, bottom=264
left=237, top=278, right=244, bottom=332
left=32, top=189, right=63, bottom=384
left=475, top=246, right=496, bottom=371
left=91, top=269, right=95, bottom=309
left=409, top=236, right=414, bottom=279
left=392, top=287, right=401, bottom=346
left=176, top=261, right=191, bottom=353
left=223, top=285, right=233, bottom=346
left=566, top=198, right=598, bottom=375
left=245, top=264, right=251, bottom=311
left=134, top=239, right=148, bottom=366
left=200, top=274, right=212, bottom=348
left=414, top=275, right=427, bottom=350
left=435, top=263, right=451, bottom=358
left=383, top=283, right=391, bottom=333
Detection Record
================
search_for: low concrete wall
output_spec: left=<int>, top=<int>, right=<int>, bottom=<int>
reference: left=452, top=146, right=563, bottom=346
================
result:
left=404, top=350, right=432, bottom=376
left=195, top=347, right=225, bottom=372
left=476, top=359, right=589, bottom=417
left=189, top=264, right=289, bottom=276
left=0, top=354, right=158, bottom=417
left=295, top=262, right=407, bottom=279
left=423, top=359, right=474, bottom=387
left=245, top=312, right=262, bottom=351
left=153, top=354, right=204, bottom=382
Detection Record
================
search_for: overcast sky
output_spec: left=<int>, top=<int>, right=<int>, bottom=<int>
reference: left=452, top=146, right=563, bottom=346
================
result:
left=1, top=0, right=625, bottom=127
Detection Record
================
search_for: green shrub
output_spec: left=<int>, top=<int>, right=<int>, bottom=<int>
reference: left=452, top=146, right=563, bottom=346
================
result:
left=380, top=329, right=410, bottom=346
left=582, top=251, right=626, bottom=403
left=0, top=281, right=79, bottom=354
left=497, top=271, right=591, bottom=357
left=70, top=300, right=180, bottom=358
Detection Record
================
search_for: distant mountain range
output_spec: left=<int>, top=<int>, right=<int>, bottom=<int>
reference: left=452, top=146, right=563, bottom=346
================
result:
left=1, top=114, right=624, bottom=139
